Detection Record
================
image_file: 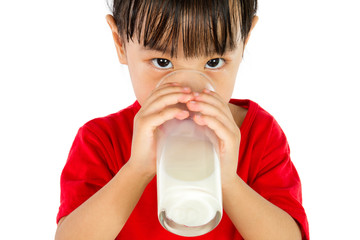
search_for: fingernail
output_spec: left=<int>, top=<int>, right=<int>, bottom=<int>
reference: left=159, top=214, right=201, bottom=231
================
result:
left=193, top=92, right=200, bottom=97
left=182, top=87, right=191, bottom=92
left=176, top=110, right=189, bottom=119
left=194, top=114, right=205, bottom=125
left=203, top=88, right=211, bottom=93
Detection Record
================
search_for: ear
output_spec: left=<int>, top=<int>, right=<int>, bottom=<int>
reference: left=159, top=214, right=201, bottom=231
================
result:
left=244, top=15, right=259, bottom=48
left=105, top=14, right=128, bottom=65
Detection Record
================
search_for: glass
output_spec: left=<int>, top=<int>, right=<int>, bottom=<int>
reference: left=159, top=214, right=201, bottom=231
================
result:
left=156, top=70, right=223, bottom=237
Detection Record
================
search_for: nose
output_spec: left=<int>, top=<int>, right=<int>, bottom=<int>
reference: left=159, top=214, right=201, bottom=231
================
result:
left=156, top=69, right=215, bottom=92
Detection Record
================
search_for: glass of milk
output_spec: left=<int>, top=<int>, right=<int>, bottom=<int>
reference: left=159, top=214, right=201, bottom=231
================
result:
left=156, top=70, right=223, bottom=237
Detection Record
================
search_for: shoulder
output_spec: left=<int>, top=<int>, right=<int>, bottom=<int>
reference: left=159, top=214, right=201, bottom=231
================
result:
left=231, top=98, right=289, bottom=159
left=80, top=101, right=140, bottom=136
left=65, top=101, right=140, bottom=172
left=230, top=99, right=280, bottom=135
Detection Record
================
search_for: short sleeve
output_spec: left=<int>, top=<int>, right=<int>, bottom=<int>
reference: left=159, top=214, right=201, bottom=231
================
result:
left=250, top=119, right=309, bottom=239
left=56, top=124, right=114, bottom=223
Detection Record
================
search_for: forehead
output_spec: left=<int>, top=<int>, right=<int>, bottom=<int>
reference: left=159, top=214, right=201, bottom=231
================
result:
left=137, top=40, right=242, bottom=60
left=135, top=34, right=241, bottom=58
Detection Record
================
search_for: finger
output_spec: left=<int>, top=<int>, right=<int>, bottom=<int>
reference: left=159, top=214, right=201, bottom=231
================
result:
left=147, top=83, right=191, bottom=104
left=192, top=90, right=233, bottom=116
left=186, top=100, right=233, bottom=124
left=193, top=114, right=240, bottom=150
left=141, top=85, right=193, bottom=113
left=140, top=92, right=194, bottom=117
left=137, top=107, right=190, bottom=134
left=194, top=89, right=225, bottom=107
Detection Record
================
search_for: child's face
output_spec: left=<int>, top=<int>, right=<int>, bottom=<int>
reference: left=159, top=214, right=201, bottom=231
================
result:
left=106, top=15, right=255, bottom=106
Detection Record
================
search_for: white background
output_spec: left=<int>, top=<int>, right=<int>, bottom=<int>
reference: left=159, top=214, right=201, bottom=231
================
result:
left=0, top=0, right=359, bottom=239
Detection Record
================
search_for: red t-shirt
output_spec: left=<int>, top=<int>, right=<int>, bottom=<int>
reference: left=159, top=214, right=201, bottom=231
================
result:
left=57, top=99, right=309, bottom=239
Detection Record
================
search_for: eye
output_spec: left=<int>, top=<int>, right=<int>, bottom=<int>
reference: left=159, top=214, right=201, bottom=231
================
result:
left=151, top=58, right=173, bottom=69
left=205, top=58, right=225, bottom=69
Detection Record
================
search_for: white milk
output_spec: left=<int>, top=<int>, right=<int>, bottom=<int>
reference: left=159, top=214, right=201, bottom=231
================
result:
left=157, top=119, right=222, bottom=237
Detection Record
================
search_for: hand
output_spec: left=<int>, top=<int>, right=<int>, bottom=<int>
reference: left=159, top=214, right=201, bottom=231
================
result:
left=128, top=83, right=195, bottom=177
left=186, top=89, right=241, bottom=186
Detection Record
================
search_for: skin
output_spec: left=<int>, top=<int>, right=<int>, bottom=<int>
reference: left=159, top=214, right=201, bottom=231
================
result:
left=55, top=12, right=302, bottom=240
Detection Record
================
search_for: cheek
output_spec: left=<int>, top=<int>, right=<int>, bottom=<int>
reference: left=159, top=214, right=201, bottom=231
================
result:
left=218, top=83, right=236, bottom=102
left=127, top=61, right=166, bottom=105
left=127, top=65, right=151, bottom=104
left=209, top=72, right=237, bottom=102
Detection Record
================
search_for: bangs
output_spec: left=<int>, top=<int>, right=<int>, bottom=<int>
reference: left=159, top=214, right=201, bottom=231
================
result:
left=112, top=0, right=257, bottom=58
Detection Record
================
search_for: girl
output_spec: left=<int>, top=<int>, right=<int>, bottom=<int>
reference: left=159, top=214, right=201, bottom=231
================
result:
left=55, top=1, right=309, bottom=239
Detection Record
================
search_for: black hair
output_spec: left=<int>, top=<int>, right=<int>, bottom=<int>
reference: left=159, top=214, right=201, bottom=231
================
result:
left=107, top=0, right=257, bottom=58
